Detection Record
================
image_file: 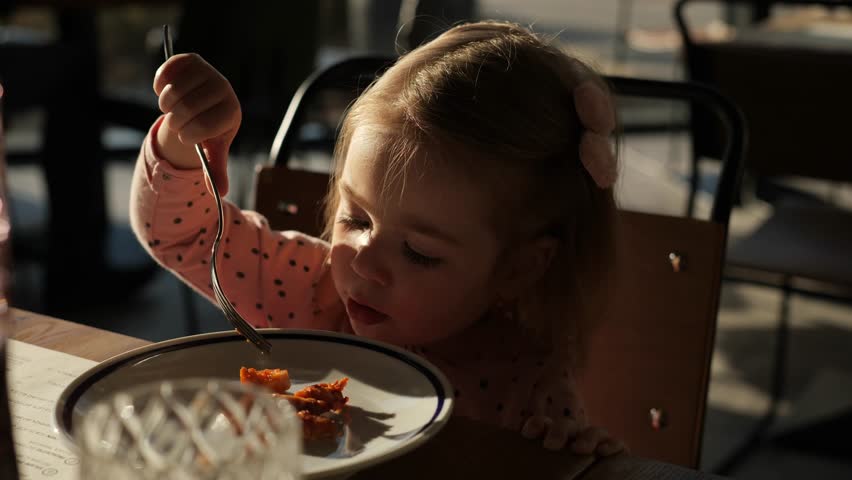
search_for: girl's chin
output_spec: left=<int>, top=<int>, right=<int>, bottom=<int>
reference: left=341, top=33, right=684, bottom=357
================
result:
left=349, top=321, right=398, bottom=343
left=349, top=322, right=415, bottom=346
left=349, top=321, right=452, bottom=348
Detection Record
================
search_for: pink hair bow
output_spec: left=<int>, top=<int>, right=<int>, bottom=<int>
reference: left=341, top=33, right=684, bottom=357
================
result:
left=574, top=82, right=617, bottom=189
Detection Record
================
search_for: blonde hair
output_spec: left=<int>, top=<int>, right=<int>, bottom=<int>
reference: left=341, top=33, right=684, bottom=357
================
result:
left=324, top=21, right=617, bottom=357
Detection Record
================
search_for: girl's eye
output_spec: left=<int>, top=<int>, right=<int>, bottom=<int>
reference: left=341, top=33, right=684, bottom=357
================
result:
left=403, top=242, right=442, bottom=268
left=337, top=215, right=371, bottom=231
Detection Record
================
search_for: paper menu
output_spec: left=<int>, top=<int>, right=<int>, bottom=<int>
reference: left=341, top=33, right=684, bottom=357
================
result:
left=5, top=339, right=96, bottom=479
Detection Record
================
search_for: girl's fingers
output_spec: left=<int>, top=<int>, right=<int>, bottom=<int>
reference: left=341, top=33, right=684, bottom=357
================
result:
left=596, top=439, right=626, bottom=457
left=522, top=386, right=555, bottom=439
left=160, top=112, right=181, bottom=135
left=542, top=422, right=568, bottom=451
left=157, top=76, right=213, bottom=115
left=542, top=416, right=582, bottom=451
left=570, top=426, right=610, bottom=455
left=154, top=53, right=208, bottom=95
left=163, top=80, right=229, bottom=131
left=177, top=100, right=239, bottom=145
left=521, top=415, right=551, bottom=439
left=201, top=132, right=236, bottom=196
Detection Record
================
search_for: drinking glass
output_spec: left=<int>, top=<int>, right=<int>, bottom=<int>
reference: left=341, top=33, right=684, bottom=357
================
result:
left=75, top=378, right=302, bottom=480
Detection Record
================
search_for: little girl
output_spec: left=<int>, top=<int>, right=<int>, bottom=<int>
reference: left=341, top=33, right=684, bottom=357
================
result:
left=132, top=21, right=623, bottom=455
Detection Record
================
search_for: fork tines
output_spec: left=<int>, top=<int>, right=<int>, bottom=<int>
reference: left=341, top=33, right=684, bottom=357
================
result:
left=211, top=269, right=272, bottom=354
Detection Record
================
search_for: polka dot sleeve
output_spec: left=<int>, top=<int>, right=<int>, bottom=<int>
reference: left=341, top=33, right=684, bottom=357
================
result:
left=130, top=117, right=346, bottom=331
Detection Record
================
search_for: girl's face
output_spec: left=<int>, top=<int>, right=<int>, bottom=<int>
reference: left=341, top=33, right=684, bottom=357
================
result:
left=330, top=129, right=503, bottom=346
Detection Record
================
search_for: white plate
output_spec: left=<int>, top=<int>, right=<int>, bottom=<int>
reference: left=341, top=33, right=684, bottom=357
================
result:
left=55, top=329, right=453, bottom=479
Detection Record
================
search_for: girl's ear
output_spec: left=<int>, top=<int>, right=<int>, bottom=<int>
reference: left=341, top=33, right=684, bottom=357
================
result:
left=496, top=235, right=559, bottom=300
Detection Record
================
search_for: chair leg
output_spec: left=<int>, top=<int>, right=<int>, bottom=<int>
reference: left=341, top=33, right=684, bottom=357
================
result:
left=613, top=0, right=634, bottom=65
left=180, top=282, right=201, bottom=335
left=769, top=282, right=791, bottom=415
left=686, top=152, right=700, bottom=218
left=713, top=280, right=792, bottom=475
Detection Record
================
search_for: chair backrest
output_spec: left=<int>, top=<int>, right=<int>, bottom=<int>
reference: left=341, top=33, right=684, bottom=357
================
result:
left=254, top=166, right=329, bottom=237
left=675, top=0, right=852, bottom=182
left=268, top=56, right=395, bottom=168
left=255, top=56, right=396, bottom=236
left=254, top=58, right=745, bottom=468
left=577, top=77, right=743, bottom=468
left=578, top=211, right=725, bottom=468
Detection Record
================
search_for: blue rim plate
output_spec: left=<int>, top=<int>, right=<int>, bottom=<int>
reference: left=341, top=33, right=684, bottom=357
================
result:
left=55, top=329, right=454, bottom=479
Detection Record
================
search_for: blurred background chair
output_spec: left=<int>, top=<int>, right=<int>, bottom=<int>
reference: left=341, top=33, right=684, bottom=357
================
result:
left=675, top=0, right=852, bottom=473
left=0, top=6, right=160, bottom=316
left=1, top=1, right=323, bottom=333
left=253, top=56, right=747, bottom=468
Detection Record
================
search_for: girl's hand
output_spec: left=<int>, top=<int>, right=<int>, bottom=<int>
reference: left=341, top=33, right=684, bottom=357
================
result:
left=519, top=361, right=625, bottom=455
left=153, top=53, right=241, bottom=195
left=520, top=360, right=587, bottom=450
left=569, top=425, right=627, bottom=457
left=522, top=414, right=626, bottom=456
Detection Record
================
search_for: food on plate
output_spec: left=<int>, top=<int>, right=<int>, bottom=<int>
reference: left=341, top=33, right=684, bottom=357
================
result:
left=240, top=367, right=350, bottom=440
left=239, top=367, right=291, bottom=393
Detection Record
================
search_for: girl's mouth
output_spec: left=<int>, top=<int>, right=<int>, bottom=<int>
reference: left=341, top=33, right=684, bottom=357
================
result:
left=346, top=298, right=389, bottom=326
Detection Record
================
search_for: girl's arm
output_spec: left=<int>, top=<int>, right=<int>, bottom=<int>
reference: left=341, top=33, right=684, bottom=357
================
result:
left=129, top=53, right=345, bottom=331
left=130, top=118, right=343, bottom=330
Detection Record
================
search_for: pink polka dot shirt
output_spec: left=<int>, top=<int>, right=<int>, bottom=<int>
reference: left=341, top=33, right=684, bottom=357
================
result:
left=130, top=118, right=587, bottom=433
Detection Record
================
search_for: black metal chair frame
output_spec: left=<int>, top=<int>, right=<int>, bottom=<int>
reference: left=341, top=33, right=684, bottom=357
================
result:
left=268, top=56, right=396, bottom=169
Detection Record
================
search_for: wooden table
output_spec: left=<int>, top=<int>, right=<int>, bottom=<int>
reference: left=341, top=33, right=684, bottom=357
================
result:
left=9, top=308, right=724, bottom=480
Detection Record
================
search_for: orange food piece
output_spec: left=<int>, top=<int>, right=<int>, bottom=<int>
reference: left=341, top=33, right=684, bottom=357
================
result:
left=294, top=378, right=349, bottom=411
left=239, top=367, right=291, bottom=394
left=298, top=409, right=344, bottom=440
left=240, top=368, right=349, bottom=440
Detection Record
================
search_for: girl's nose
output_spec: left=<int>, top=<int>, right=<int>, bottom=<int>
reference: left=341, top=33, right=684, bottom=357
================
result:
left=350, top=237, right=391, bottom=287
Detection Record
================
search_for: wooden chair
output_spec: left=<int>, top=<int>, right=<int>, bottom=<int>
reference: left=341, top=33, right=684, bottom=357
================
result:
left=676, top=0, right=852, bottom=472
left=253, top=57, right=746, bottom=469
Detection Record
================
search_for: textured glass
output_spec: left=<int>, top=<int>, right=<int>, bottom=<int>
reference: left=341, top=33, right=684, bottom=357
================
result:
left=76, top=379, right=301, bottom=480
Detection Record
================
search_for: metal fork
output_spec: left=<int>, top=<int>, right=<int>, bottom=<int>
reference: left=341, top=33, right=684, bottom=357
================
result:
left=163, top=25, right=271, bottom=354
